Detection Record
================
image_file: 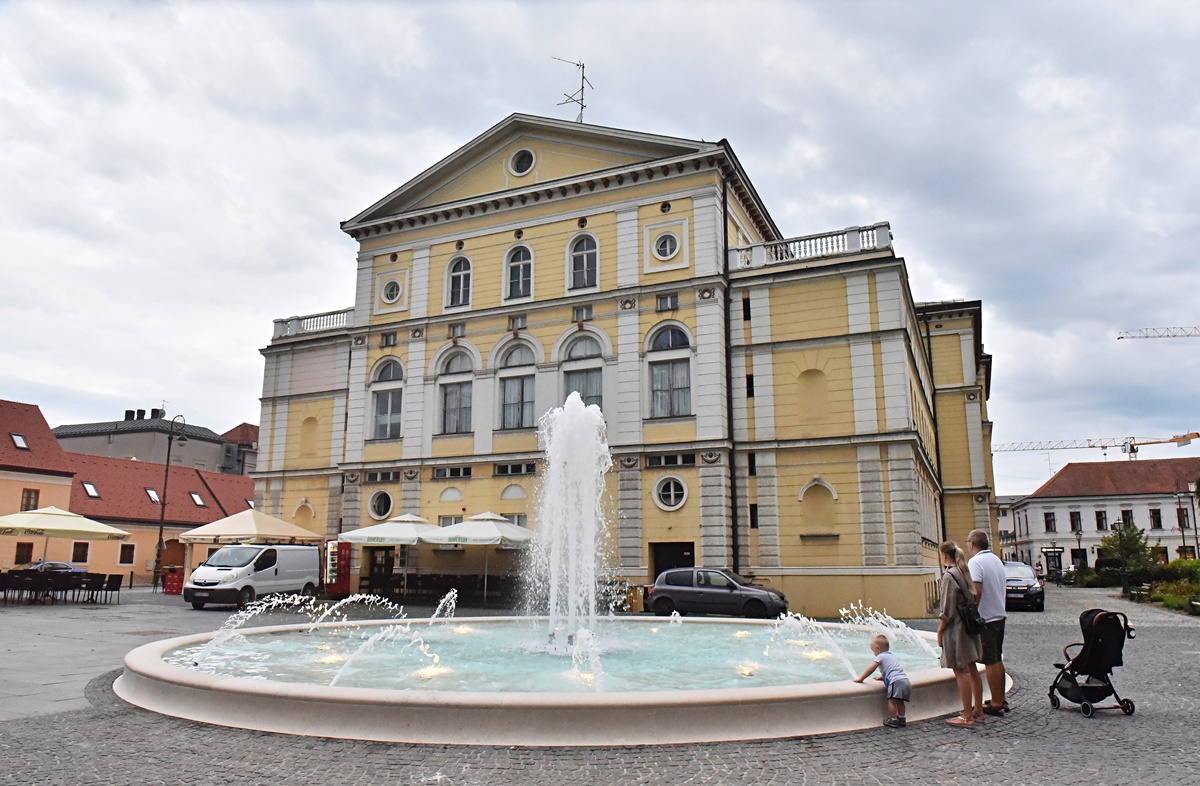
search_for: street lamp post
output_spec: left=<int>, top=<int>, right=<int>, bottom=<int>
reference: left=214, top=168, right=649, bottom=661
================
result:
left=153, top=415, right=187, bottom=590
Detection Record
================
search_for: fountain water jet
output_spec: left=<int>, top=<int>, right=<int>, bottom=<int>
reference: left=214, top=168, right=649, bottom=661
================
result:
left=115, top=395, right=973, bottom=745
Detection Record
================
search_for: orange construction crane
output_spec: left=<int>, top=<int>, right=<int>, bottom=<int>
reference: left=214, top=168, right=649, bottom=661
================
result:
left=994, top=432, right=1199, bottom=458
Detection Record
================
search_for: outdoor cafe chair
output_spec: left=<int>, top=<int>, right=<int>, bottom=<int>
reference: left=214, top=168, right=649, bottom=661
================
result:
left=102, top=574, right=123, bottom=604
left=81, top=573, right=106, bottom=603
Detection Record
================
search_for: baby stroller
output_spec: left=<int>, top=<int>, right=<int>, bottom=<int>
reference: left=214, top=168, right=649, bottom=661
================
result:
left=1049, top=608, right=1136, bottom=717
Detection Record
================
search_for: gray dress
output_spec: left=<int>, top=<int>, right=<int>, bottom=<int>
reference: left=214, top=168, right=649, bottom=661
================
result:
left=939, top=567, right=983, bottom=670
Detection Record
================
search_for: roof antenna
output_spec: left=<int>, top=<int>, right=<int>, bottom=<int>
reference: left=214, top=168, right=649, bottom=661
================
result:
left=552, top=57, right=592, bottom=123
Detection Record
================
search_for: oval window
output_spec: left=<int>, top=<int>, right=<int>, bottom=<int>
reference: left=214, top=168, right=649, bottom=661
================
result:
left=382, top=280, right=402, bottom=303
left=510, top=149, right=535, bottom=175
left=654, top=233, right=679, bottom=260
left=369, top=491, right=392, bottom=519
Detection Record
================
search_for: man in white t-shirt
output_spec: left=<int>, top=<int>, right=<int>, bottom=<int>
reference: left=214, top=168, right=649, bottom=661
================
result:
left=967, top=528, right=1008, bottom=715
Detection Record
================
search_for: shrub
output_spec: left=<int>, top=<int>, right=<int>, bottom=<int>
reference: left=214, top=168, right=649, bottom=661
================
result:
left=1095, top=557, right=1123, bottom=571
left=1161, top=594, right=1192, bottom=612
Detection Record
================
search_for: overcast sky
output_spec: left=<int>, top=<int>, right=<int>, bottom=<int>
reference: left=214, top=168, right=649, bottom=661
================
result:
left=3, top=1, right=1198, bottom=495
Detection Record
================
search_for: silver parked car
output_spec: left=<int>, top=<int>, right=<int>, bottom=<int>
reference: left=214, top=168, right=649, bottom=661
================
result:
left=646, top=567, right=788, bottom=618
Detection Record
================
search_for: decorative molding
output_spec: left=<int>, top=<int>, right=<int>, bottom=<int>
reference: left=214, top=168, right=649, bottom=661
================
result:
left=618, top=298, right=637, bottom=311
left=700, top=451, right=721, bottom=464
left=353, top=336, right=366, bottom=346
left=345, top=473, right=360, bottom=485
left=966, top=392, right=978, bottom=401
left=697, top=287, right=716, bottom=300
left=411, top=328, right=425, bottom=339
left=403, top=469, right=419, bottom=480
left=618, top=456, right=640, bottom=469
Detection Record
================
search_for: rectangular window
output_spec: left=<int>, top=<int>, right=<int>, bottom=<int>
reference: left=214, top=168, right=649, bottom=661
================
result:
left=72, top=541, right=89, bottom=564
left=373, top=390, right=404, bottom=439
left=650, top=359, right=691, bottom=418
left=119, top=543, right=135, bottom=565
left=565, top=368, right=602, bottom=409
left=742, top=295, right=752, bottom=321
left=645, top=454, right=696, bottom=468
left=1095, top=510, right=1107, bottom=530
left=381, top=332, right=397, bottom=347
left=16, top=542, right=34, bottom=564
left=508, top=314, right=527, bottom=331
left=189, top=492, right=205, bottom=507
left=656, top=293, right=679, bottom=312
left=145, top=488, right=160, bottom=504
left=501, top=375, right=536, bottom=429
left=749, top=503, right=759, bottom=529
left=441, top=381, right=473, bottom=434
left=504, top=513, right=528, bottom=528
left=1043, top=512, right=1056, bottom=533
left=432, top=466, right=472, bottom=480
left=10, top=433, right=28, bottom=449
left=747, top=453, right=757, bottom=477
left=572, top=304, right=593, bottom=322
left=20, top=488, right=39, bottom=511
left=1149, top=508, right=1163, bottom=529
left=1179, top=507, right=1191, bottom=530
left=495, top=463, right=537, bottom=476
left=438, top=515, right=464, bottom=527
left=746, top=374, right=755, bottom=398
left=1120, top=509, right=1134, bottom=528
left=365, top=471, right=401, bottom=483
left=1069, top=511, right=1082, bottom=531
left=82, top=482, right=100, bottom=498
left=448, top=322, right=466, bottom=338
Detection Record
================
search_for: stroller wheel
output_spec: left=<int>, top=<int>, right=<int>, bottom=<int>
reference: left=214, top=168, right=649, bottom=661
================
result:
left=1081, top=702, right=1095, bottom=718
left=1049, top=693, right=1060, bottom=709
left=1121, top=699, right=1135, bottom=716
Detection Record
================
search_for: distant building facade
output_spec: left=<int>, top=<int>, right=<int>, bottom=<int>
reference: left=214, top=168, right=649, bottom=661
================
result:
left=53, top=408, right=256, bottom=476
left=1010, top=457, right=1200, bottom=572
left=254, top=115, right=996, bottom=616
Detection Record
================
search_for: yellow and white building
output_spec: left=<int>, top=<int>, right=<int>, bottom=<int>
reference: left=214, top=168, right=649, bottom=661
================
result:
left=255, top=114, right=996, bottom=616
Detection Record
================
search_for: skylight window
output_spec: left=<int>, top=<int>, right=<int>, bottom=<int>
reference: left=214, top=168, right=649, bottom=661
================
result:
left=246, top=499, right=255, bottom=509
left=82, top=482, right=100, bottom=498
left=190, top=492, right=206, bottom=507
left=11, top=434, right=28, bottom=449
left=145, top=488, right=160, bottom=504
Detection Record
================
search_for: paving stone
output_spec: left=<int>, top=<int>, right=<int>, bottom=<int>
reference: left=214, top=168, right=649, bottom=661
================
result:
left=1, top=585, right=1198, bottom=785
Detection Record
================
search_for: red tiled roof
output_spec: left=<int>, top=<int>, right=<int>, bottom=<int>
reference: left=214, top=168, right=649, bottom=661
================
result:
left=64, top=452, right=254, bottom=527
left=1028, top=457, right=1200, bottom=498
left=0, top=400, right=73, bottom=476
left=221, top=422, right=259, bottom=446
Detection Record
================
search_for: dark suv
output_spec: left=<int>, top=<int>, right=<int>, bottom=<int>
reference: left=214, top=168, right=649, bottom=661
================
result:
left=646, top=568, right=788, bottom=618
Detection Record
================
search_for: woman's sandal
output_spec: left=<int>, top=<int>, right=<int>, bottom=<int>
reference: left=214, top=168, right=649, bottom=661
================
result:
left=946, top=716, right=975, bottom=728
left=984, top=700, right=1011, bottom=715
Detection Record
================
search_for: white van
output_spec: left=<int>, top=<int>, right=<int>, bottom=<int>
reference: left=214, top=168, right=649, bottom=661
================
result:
left=183, top=544, right=320, bottom=609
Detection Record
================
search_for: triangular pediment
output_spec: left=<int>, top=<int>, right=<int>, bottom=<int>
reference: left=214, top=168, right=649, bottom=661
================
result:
left=345, top=114, right=719, bottom=228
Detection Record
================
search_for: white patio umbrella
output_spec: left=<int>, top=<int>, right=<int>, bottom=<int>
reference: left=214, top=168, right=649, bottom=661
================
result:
left=178, top=509, right=324, bottom=544
left=420, top=512, right=534, bottom=602
left=0, top=506, right=129, bottom=563
left=340, top=515, right=437, bottom=594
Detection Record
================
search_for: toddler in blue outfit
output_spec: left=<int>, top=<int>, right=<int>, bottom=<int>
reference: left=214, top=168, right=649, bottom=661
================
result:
left=853, top=633, right=911, bottom=727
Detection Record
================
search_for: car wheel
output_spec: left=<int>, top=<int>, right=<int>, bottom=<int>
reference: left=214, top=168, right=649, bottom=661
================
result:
left=652, top=597, right=675, bottom=616
left=743, top=600, right=768, bottom=619
left=1035, top=600, right=1045, bottom=612
left=191, top=601, right=206, bottom=610
left=301, top=583, right=317, bottom=598
left=238, top=586, right=256, bottom=608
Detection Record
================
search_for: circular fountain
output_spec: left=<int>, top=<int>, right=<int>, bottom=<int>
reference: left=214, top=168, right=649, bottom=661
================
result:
left=115, top=395, right=968, bottom=745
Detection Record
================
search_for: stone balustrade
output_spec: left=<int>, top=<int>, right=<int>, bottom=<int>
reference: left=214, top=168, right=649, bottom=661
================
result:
left=729, top=222, right=892, bottom=270
left=272, top=307, right=354, bottom=339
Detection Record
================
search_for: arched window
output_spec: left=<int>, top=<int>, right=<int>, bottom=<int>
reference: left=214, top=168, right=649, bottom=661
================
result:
left=439, top=351, right=473, bottom=434
left=501, top=344, right=535, bottom=368
left=447, top=257, right=471, bottom=307
left=506, top=247, right=532, bottom=300
left=371, top=360, right=404, bottom=440
left=648, top=326, right=691, bottom=418
left=499, top=343, right=536, bottom=429
left=569, top=236, right=597, bottom=290
left=563, top=335, right=603, bottom=408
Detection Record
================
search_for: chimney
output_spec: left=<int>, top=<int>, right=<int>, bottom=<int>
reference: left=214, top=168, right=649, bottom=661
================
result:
left=136, top=409, right=146, bottom=420
left=124, top=410, right=135, bottom=421
left=150, top=408, right=163, bottom=420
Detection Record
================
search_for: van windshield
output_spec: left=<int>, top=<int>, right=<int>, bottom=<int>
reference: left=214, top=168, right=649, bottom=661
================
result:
left=205, top=546, right=262, bottom=568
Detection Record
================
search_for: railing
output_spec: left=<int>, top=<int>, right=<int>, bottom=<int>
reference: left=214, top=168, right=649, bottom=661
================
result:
left=729, top=222, right=892, bottom=270
left=272, top=307, right=354, bottom=339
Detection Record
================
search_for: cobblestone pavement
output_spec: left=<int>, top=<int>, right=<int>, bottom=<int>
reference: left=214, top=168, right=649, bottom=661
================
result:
left=1, top=585, right=1198, bottom=785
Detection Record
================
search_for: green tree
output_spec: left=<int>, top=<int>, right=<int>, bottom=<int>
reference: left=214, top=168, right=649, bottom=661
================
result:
left=1099, top=522, right=1153, bottom=594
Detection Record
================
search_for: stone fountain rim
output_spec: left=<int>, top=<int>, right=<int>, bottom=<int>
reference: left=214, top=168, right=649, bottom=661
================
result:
left=115, top=615, right=979, bottom=745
